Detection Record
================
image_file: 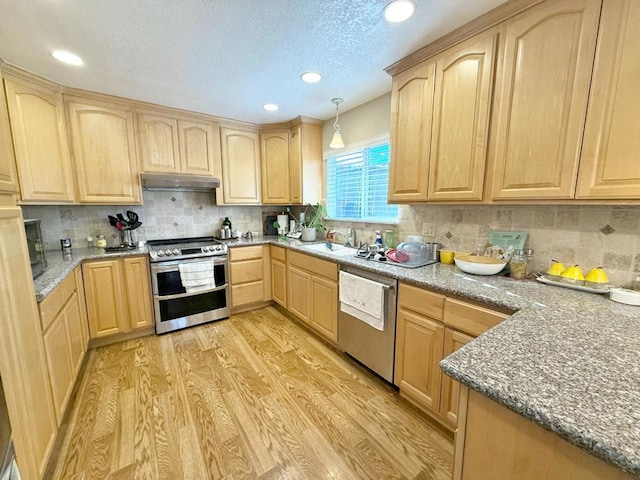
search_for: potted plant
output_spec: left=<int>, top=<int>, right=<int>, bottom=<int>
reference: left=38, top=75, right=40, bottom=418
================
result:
left=300, top=203, right=327, bottom=242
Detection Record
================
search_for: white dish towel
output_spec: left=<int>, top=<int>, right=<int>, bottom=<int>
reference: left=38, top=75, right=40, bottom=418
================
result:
left=178, top=260, right=215, bottom=293
left=339, top=271, right=385, bottom=331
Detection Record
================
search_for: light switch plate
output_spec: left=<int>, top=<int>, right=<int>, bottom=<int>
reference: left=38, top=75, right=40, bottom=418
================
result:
left=422, top=223, right=436, bottom=237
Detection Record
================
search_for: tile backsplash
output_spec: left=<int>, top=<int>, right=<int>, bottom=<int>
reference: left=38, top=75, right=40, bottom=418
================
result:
left=327, top=204, right=640, bottom=287
left=22, top=190, right=281, bottom=250
left=24, top=194, right=640, bottom=287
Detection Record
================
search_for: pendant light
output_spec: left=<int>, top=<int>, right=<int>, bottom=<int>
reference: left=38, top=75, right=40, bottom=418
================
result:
left=329, top=98, right=345, bottom=149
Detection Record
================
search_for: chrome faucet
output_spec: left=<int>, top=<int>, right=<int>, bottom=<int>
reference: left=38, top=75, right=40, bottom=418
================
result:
left=328, top=229, right=355, bottom=247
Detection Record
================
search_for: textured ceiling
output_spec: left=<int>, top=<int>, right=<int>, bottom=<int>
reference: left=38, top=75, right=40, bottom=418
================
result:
left=0, top=0, right=507, bottom=124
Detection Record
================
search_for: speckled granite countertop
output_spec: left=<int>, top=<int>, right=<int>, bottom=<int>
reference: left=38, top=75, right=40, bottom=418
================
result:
left=33, top=236, right=640, bottom=476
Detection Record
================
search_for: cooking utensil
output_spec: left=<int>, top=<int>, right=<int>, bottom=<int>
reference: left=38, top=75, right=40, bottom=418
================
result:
left=126, top=210, right=139, bottom=222
left=116, top=213, right=129, bottom=227
left=108, top=215, right=119, bottom=227
left=129, top=221, right=142, bottom=230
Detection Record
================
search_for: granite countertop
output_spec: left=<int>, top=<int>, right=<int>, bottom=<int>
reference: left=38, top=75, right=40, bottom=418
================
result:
left=32, top=236, right=640, bottom=476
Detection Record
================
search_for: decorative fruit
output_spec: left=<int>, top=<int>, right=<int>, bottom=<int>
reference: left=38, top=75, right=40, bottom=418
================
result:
left=560, top=265, right=585, bottom=285
left=585, top=267, right=609, bottom=285
left=547, top=260, right=566, bottom=279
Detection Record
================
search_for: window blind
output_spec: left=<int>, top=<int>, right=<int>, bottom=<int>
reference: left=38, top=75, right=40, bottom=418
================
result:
left=326, top=142, right=398, bottom=222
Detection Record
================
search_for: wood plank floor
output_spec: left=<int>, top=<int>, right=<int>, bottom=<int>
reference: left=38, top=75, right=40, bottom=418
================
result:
left=49, top=306, right=453, bottom=479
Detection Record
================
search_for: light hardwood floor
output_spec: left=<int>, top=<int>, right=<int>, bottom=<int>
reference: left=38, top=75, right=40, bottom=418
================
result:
left=49, top=306, right=453, bottom=479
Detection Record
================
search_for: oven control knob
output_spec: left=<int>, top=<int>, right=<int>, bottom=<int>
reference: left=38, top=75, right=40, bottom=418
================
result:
left=204, top=246, right=211, bottom=252
left=215, top=245, right=222, bottom=251
left=157, top=250, right=165, bottom=257
left=173, top=249, right=180, bottom=256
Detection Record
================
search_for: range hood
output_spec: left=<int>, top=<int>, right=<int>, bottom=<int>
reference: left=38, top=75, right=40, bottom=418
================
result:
left=141, top=173, right=221, bottom=191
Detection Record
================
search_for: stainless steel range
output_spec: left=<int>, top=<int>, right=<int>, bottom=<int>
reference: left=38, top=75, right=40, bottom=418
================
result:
left=147, top=236, right=230, bottom=334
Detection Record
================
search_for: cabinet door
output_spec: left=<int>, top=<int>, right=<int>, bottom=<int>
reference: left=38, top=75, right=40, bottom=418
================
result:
left=220, top=127, right=261, bottom=204
left=261, top=130, right=290, bottom=204
left=74, top=266, right=90, bottom=348
left=289, top=125, right=303, bottom=204
left=82, top=259, right=128, bottom=337
left=179, top=120, right=218, bottom=176
left=66, top=98, right=142, bottom=204
left=576, top=0, right=640, bottom=199
left=428, top=32, right=496, bottom=201
left=4, top=77, right=75, bottom=202
left=122, top=256, right=154, bottom=330
left=0, top=73, right=18, bottom=195
left=42, top=311, right=73, bottom=423
left=287, top=265, right=311, bottom=323
left=310, top=276, right=338, bottom=343
left=489, top=0, right=601, bottom=199
left=439, top=328, right=473, bottom=429
left=65, top=291, right=86, bottom=376
left=394, top=308, right=444, bottom=411
left=388, top=61, right=435, bottom=202
left=0, top=208, right=56, bottom=480
left=137, top=112, right=180, bottom=173
left=271, top=259, right=287, bottom=308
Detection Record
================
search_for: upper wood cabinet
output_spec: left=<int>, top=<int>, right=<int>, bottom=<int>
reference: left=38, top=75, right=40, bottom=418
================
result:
left=0, top=72, right=18, bottom=196
left=290, top=120, right=322, bottom=205
left=388, top=61, right=435, bottom=202
left=4, top=76, right=75, bottom=203
left=260, top=130, right=290, bottom=204
left=66, top=97, right=142, bottom=204
left=138, top=112, right=220, bottom=177
left=488, top=0, right=601, bottom=200
left=576, top=0, right=640, bottom=199
left=428, top=32, right=497, bottom=201
left=219, top=127, right=261, bottom=204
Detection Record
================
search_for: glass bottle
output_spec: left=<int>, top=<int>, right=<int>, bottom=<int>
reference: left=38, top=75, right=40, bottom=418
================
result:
left=524, top=248, right=535, bottom=278
left=509, top=249, right=527, bottom=279
left=384, top=229, right=396, bottom=249
left=375, top=230, right=383, bottom=247
left=222, top=217, right=232, bottom=231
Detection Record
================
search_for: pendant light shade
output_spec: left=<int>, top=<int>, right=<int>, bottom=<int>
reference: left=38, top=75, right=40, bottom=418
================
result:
left=329, top=98, right=345, bottom=149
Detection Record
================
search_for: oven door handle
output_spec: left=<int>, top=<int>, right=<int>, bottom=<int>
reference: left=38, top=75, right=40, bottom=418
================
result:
left=151, top=258, right=225, bottom=274
left=154, top=283, right=228, bottom=301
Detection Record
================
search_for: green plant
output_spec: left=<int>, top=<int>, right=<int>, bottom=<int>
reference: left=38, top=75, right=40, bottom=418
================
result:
left=301, top=203, right=327, bottom=231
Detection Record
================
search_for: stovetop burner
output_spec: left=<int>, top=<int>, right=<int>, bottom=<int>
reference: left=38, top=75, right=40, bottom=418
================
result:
left=147, top=236, right=227, bottom=262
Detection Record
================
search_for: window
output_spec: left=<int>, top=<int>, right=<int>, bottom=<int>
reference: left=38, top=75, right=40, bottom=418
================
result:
left=326, top=141, right=398, bottom=222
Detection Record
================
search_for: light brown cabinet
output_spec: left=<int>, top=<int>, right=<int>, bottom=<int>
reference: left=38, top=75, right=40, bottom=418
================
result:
left=0, top=207, right=57, bottom=480
left=219, top=127, right=261, bottom=204
left=270, top=246, right=287, bottom=308
left=261, top=130, right=290, bottom=204
left=286, top=250, right=338, bottom=342
left=229, top=245, right=271, bottom=309
left=576, top=0, right=640, bottom=199
left=138, top=112, right=221, bottom=177
left=488, top=0, right=601, bottom=200
left=428, top=32, right=497, bottom=201
left=394, top=282, right=508, bottom=429
left=4, top=75, right=75, bottom=203
left=0, top=72, right=18, bottom=195
left=82, top=256, right=153, bottom=339
left=388, top=60, right=435, bottom=202
left=261, top=119, right=323, bottom=206
left=65, top=96, right=142, bottom=204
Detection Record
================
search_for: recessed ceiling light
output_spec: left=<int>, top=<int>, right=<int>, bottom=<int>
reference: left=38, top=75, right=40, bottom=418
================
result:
left=51, top=50, right=84, bottom=66
left=383, top=0, right=416, bottom=23
left=300, top=72, right=322, bottom=83
left=263, top=103, right=279, bottom=111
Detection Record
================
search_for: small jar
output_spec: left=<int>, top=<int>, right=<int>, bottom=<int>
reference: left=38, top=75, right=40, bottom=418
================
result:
left=96, top=235, right=107, bottom=249
left=384, top=229, right=396, bottom=249
left=524, top=248, right=535, bottom=278
left=509, top=249, right=527, bottom=279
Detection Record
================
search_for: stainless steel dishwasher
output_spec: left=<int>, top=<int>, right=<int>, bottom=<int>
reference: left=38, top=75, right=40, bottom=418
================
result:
left=338, top=265, right=398, bottom=383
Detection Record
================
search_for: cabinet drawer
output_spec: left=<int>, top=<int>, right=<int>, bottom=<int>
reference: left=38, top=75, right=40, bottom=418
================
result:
left=444, top=298, right=508, bottom=337
left=231, top=281, right=264, bottom=307
left=398, top=282, right=445, bottom=321
left=271, top=245, right=286, bottom=262
left=288, top=250, right=338, bottom=281
left=230, top=259, right=263, bottom=284
left=39, top=273, right=76, bottom=331
left=229, top=245, right=263, bottom=261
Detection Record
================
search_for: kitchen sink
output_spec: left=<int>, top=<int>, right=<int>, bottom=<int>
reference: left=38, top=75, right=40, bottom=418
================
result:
left=302, top=243, right=358, bottom=257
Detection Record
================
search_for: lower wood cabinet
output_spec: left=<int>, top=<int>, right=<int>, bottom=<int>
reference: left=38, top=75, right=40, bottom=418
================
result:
left=286, top=250, right=338, bottom=343
left=270, top=246, right=287, bottom=308
left=82, top=256, right=153, bottom=339
left=229, top=245, right=271, bottom=309
left=0, top=207, right=57, bottom=480
left=394, top=282, right=508, bottom=430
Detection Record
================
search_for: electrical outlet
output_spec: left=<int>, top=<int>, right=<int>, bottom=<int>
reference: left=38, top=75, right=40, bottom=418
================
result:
left=422, top=223, right=436, bottom=237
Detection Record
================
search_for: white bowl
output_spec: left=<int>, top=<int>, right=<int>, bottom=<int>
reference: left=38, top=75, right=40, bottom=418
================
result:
left=454, top=255, right=507, bottom=276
